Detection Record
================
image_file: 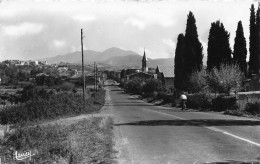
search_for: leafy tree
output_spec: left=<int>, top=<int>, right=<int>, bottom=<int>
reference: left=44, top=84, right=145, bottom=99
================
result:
left=45, top=76, right=55, bottom=87
left=19, top=84, right=36, bottom=102
left=189, top=69, right=208, bottom=93
left=207, top=21, right=232, bottom=71
left=120, top=69, right=126, bottom=79
left=125, top=77, right=143, bottom=94
left=60, top=82, right=75, bottom=91
left=249, top=4, right=258, bottom=75
left=35, top=75, right=46, bottom=86
left=142, top=78, right=163, bottom=94
left=183, top=12, right=204, bottom=87
left=233, top=21, right=247, bottom=75
left=208, top=63, right=243, bottom=95
left=174, top=33, right=185, bottom=91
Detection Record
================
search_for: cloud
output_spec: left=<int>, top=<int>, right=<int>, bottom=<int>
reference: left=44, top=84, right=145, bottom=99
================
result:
left=53, top=39, right=66, bottom=48
left=1, top=22, right=44, bottom=37
left=72, top=14, right=96, bottom=22
left=124, top=18, right=146, bottom=30
left=162, top=39, right=176, bottom=50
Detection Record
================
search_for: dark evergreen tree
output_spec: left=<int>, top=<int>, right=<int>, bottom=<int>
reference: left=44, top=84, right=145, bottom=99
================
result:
left=174, top=33, right=185, bottom=91
left=207, top=21, right=232, bottom=71
left=183, top=12, right=204, bottom=75
left=256, top=4, right=260, bottom=74
left=249, top=4, right=257, bottom=75
left=233, top=21, right=247, bottom=75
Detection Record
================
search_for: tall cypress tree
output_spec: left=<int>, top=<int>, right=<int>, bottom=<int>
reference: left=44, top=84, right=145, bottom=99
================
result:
left=233, top=21, right=247, bottom=75
left=174, top=33, right=185, bottom=91
left=183, top=11, right=203, bottom=89
left=249, top=4, right=257, bottom=75
left=256, top=4, right=260, bottom=74
left=207, top=21, right=232, bottom=71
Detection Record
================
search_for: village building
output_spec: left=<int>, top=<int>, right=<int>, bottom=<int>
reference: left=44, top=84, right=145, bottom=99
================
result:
left=155, top=65, right=174, bottom=88
left=126, top=50, right=153, bottom=81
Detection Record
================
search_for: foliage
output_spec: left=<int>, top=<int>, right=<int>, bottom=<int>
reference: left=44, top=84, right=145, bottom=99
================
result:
left=211, top=95, right=238, bottom=111
left=125, top=77, right=143, bottom=94
left=256, top=4, right=260, bottom=74
left=120, top=69, right=126, bottom=79
left=186, top=92, right=212, bottom=110
left=249, top=4, right=258, bottom=75
left=142, top=78, right=163, bottom=94
left=189, top=69, right=208, bottom=93
left=207, top=21, right=232, bottom=71
left=245, top=101, right=260, bottom=115
left=233, top=21, right=247, bottom=75
left=60, top=82, right=75, bottom=91
left=18, top=84, right=37, bottom=102
left=0, top=117, right=114, bottom=164
left=174, top=33, right=186, bottom=91
left=208, top=63, right=243, bottom=95
left=183, top=11, right=204, bottom=90
left=0, top=89, right=105, bottom=124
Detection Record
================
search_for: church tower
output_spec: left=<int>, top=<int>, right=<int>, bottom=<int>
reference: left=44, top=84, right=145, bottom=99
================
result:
left=142, top=49, right=148, bottom=73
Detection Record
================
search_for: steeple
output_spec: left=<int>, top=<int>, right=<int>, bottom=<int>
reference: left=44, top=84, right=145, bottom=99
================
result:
left=142, top=49, right=148, bottom=73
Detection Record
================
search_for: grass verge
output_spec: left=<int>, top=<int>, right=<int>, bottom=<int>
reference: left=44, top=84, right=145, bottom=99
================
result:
left=0, top=117, right=115, bottom=164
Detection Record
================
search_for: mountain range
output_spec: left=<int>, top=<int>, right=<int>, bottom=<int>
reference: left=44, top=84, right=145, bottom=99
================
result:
left=41, top=47, right=174, bottom=68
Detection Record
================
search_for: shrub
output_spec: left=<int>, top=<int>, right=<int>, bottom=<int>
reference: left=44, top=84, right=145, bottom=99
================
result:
left=245, top=101, right=260, bottom=115
left=211, top=95, right=237, bottom=111
left=208, top=63, right=244, bottom=95
left=142, top=79, right=163, bottom=94
left=60, top=82, right=75, bottom=91
left=156, top=92, right=173, bottom=104
left=0, top=89, right=105, bottom=124
left=189, top=69, right=208, bottom=93
left=125, top=77, right=143, bottom=94
left=186, top=93, right=212, bottom=110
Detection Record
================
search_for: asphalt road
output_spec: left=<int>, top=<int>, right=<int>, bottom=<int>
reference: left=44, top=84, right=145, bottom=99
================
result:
left=103, top=81, right=260, bottom=164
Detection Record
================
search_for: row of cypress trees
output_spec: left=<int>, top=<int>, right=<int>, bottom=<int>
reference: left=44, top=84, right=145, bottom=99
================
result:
left=175, top=3, right=257, bottom=91
left=174, top=12, right=203, bottom=91
left=249, top=4, right=260, bottom=76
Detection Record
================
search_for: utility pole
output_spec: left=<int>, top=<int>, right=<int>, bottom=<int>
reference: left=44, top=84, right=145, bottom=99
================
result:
left=94, top=62, right=96, bottom=98
left=96, top=64, right=98, bottom=92
left=81, top=29, right=85, bottom=105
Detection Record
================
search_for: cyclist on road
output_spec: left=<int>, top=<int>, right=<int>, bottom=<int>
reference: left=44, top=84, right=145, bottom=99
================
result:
left=180, top=92, right=187, bottom=110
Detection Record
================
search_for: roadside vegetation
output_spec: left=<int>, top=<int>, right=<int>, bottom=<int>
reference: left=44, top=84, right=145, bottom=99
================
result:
left=0, top=84, right=105, bottom=124
left=0, top=79, right=115, bottom=163
left=0, top=117, right=114, bottom=164
left=121, top=63, right=260, bottom=118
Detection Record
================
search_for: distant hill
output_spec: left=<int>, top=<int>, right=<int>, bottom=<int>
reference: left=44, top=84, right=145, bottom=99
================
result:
left=105, top=54, right=174, bottom=68
left=41, top=47, right=174, bottom=68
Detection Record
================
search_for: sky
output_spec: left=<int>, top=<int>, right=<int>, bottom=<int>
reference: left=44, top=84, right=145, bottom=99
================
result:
left=0, top=0, right=258, bottom=62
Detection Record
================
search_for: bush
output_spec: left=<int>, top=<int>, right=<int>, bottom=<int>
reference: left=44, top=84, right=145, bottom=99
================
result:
left=211, top=95, right=237, bottom=111
left=208, top=63, right=244, bottom=95
left=142, top=79, right=163, bottom=94
left=60, top=82, right=75, bottom=91
left=156, top=92, right=173, bottom=104
left=125, top=77, right=143, bottom=94
left=189, top=69, right=208, bottom=93
left=186, top=93, right=212, bottom=110
left=245, top=101, right=260, bottom=115
left=0, top=89, right=106, bottom=124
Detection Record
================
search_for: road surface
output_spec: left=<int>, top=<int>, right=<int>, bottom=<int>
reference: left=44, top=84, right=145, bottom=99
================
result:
left=103, top=81, right=260, bottom=164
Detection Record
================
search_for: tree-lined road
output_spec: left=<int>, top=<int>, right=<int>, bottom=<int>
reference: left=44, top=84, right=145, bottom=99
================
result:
left=103, top=82, right=260, bottom=164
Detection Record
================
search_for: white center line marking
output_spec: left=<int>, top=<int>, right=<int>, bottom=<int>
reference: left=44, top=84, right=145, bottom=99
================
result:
left=142, top=108, right=260, bottom=147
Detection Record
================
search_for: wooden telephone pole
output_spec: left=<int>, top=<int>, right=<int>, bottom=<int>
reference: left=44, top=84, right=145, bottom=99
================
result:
left=81, top=29, right=86, bottom=104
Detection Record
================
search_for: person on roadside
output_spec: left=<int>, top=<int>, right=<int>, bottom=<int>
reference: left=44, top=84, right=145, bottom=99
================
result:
left=180, top=92, right=187, bottom=110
